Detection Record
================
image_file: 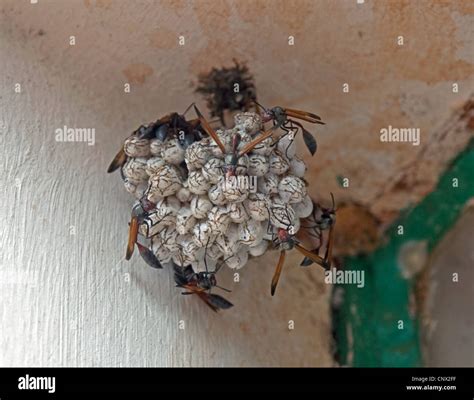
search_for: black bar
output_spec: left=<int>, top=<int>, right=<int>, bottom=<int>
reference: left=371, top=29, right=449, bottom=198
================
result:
left=0, top=367, right=472, bottom=396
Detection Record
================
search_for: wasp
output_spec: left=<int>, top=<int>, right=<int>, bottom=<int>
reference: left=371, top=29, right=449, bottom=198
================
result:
left=254, top=101, right=325, bottom=156
left=107, top=104, right=204, bottom=173
left=173, top=263, right=233, bottom=312
left=299, top=193, right=337, bottom=267
left=193, top=105, right=273, bottom=178
left=125, top=195, right=163, bottom=269
left=267, top=202, right=335, bottom=296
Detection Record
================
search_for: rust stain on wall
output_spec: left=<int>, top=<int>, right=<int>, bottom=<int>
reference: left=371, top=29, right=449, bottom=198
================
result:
left=372, top=1, right=473, bottom=84
left=148, top=28, right=178, bottom=50
left=122, top=63, right=154, bottom=85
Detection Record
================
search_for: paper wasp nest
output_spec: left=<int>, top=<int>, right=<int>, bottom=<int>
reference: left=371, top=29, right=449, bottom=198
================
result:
left=119, top=112, right=312, bottom=273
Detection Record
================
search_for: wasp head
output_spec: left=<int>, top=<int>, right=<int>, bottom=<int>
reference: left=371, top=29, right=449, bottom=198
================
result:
left=195, top=271, right=217, bottom=291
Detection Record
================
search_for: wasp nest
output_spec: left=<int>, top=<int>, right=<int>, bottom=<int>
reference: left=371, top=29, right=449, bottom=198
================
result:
left=117, top=112, right=312, bottom=273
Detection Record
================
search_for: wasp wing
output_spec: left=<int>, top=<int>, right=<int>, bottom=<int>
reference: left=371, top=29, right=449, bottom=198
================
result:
left=300, top=248, right=320, bottom=267
left=193, top=105, right=226, bottom=153
left=295, top=243, right=328, bottom=270
left=125, top=216, right=139, bottom=260
left=238, top=129, right=274, bottom=157
left=290, top=120, right=317, bottom=156
left=206, top=293, right=234, bottom=310
left=197, top=293, right=220, bottom=312
left=284, top=108, right=325, bottom=124
left=324, top=218, right=335, bottom=268
left=270, top=250, right=286, bottom=296
left=136, top=243, right=162, bottom=269
left=107, top=147, right=127, bottom=173
left=173, top=265, right=194, bottom=287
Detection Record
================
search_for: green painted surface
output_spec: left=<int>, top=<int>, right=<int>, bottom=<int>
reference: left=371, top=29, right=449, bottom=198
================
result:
left=335, top=140, right=474, bottom=367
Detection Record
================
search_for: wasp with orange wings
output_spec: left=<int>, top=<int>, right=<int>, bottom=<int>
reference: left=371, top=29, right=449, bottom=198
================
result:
left=173, top=264, right=233, bottom=312
left=107, top=105, right=204, bottom=174
left=193, top=105, right=275, bottom=178
left=268, top=196, right=336, bottom=296
left=255, top=101, right=325, bottom=156
left=124, top=195, right=164, bottom=269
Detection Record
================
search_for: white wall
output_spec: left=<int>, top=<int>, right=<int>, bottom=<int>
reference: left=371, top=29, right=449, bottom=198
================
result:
left=0, top=0, right=472, bottom=367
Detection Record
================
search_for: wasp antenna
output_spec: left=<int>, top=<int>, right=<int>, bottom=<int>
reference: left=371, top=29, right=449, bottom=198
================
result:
left=253, top=100, right=267, bottom=112
left=182, top=102, right=196, bottom=116
left=214, top=260, right=225, bottom=273
left=204, top=237, right=210, bottom=274
left=215, top=285, right=232, bottom=293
